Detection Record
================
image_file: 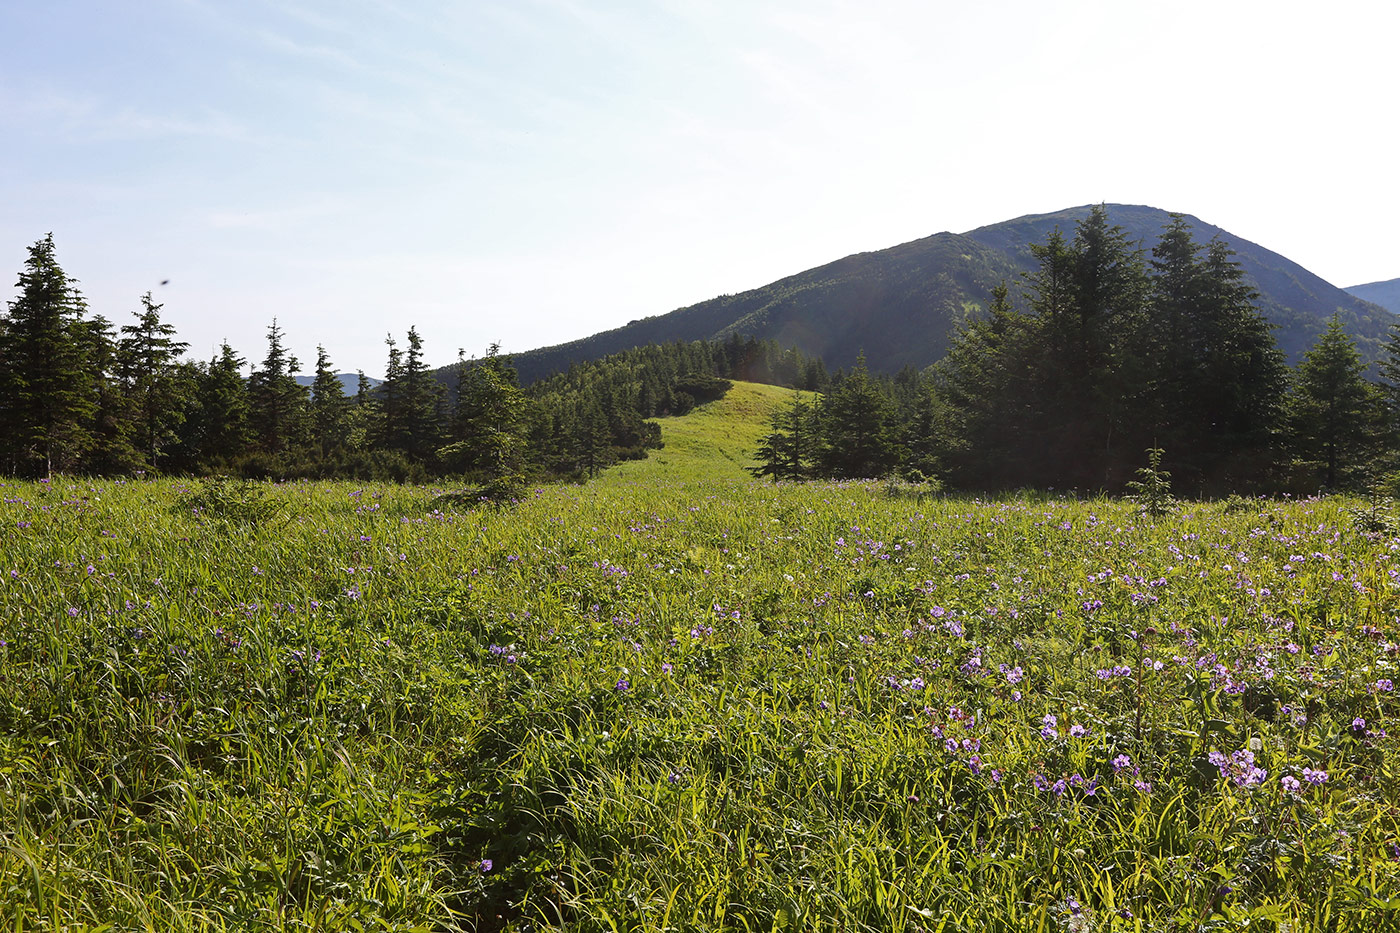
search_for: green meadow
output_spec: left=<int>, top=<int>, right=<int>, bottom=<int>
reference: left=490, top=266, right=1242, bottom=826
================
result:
left=2, top=384, right=1398, bottom=931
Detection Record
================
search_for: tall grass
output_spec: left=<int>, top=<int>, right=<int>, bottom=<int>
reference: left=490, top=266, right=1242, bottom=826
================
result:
left=1, top=474, right=1397, bottom=929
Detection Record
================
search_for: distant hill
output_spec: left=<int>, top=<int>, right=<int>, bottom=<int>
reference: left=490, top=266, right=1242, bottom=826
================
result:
left=504, top=204, right=1394, bottom=384
left=294, top=373, right=382, bottom=395
left=1346, top=278, right=1400, bottom=316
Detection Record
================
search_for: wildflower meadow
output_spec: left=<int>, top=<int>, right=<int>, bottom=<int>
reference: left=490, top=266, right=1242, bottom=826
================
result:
left=1, top=473, right=1398, bottom=930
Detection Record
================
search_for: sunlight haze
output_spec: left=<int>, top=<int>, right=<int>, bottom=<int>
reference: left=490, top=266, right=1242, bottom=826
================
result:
left=3, top=0, right=1395, bottom=375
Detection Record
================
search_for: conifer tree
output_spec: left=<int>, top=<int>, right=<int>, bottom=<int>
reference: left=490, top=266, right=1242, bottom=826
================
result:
left=0, top=234, right=96, bottom=476
left=1376, top=321, right=1400, bottom=445
left=117, top=292, right=191, bottom=471
left=310, top=346, right=348, bottom=461
left=397, top=327, right=441, bottom=462
left=750, top=393, right=815, bottom=481
left=934, top=281, right=1042, bottom=488
left=194, top=342, right=251, bottom=467
left=815, top=353, right=898, bottom=479
left=573, top=397, right=614, bottom=478
left=246, top=320, right=309, bottom=457
left=440, top=344, right=528, bottom=491
left=79, top=315, right=143, bottom=474
left=1288, top=314, right=1385, bottom=490
left=1144, top=221, right=1287, bottom=491
left=377, top=335, right=404, bottom=452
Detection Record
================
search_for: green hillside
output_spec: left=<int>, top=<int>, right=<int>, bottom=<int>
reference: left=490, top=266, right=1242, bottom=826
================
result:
left=598, top=381, right=815, bottom=484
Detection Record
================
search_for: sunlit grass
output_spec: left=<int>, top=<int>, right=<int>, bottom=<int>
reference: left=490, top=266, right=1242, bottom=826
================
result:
left=599, top=381, right=816, bottom=484
left=1, top=458, right=1398, bottom=929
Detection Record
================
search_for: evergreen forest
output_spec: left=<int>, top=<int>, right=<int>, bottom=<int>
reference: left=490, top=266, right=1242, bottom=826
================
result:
left=5, top=208, right=1400, bottom=496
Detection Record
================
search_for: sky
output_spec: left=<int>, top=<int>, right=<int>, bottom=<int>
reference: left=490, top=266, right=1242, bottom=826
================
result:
left=3, top=0, right=1397, bottom=378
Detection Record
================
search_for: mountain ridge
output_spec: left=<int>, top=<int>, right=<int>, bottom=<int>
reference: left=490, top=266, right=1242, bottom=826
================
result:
left=499, top=204, right=1394, bottom=384
left=1345, top=278, right=1400, bottom=316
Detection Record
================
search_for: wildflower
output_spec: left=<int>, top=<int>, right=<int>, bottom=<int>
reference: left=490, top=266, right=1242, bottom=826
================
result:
left=1375, top=679, right=1394, bottom=692
left=615, top=678, right=630, bottom=692
left=480, top=859, right=493, bottom=872
left=1302, top=768, right=1328, bottom=786
left=1281, top=775, right=1301, bottom=794
left=1040, top=713, right=1058, bottom=740
left=1352, top=716, right=1367, bottom=733
left=1211, top=749, right=1267, bottom=788
left=1069, top=724, right=1089, bottom=738
left=1112, top=754, right=1133, bottom=773
left=1133, top=780, right=1152, bottom=794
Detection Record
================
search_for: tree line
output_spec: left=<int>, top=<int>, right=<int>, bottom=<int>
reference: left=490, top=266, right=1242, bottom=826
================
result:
left=0, top=234, right=830, bottom=489
left=752, top=207, right=1396, bottom=495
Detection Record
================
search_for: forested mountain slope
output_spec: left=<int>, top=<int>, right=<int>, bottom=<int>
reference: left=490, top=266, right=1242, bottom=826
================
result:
left=505, top=203, right=1393, bottom=383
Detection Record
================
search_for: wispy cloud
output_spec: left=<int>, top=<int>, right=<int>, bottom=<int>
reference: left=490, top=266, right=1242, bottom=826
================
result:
left=1, top=84, right=252, bottom=144
left=205, top=196, right=352, bottom=231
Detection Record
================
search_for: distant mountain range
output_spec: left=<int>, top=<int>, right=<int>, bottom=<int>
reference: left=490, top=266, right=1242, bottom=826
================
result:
left=293, top=373, right=382, bottom=395
left=1345, top=278, right=1400, bottom=316
left=503, top=203, right=1395, bottom=384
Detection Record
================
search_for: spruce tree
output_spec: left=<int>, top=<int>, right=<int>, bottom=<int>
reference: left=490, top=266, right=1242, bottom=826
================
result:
left=750, top=393, right=815, bottom=481
left=377, top=335, right=404, bottom=452
left=1288, top=314, right=1385, bottom=490
left=117, top=292, right=190, bottom=471
left=934, top=281, right=1042, bottom=488
left=440, top=344, right=528, bottom=491
left=79, top=315, right=142, bottom=474
left=0, top=234, right=96, bottom=476
left=310, top=346, right=348, bottom=461
left=195, top=342, right=251, bottom=467
left=397, top=327, right=441, bottom=462
left=814, top=353, right=898, bottom=479
left=1145, top=221, right=1287, bottom=491
left=246, top=320, right=309, bottom=458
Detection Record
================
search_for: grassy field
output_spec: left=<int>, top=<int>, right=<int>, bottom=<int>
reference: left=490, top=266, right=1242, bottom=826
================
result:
left=600, top=380, right=814, bottom=484
left=1, top=385, right=1399, bottom=931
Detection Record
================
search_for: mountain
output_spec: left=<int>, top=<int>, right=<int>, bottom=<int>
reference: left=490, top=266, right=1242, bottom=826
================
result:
left=504, top=204, right=1394, bottom=384
left=1346, top=278, right=1400, bottom=316
left=294, top=373, right=382, bottom=395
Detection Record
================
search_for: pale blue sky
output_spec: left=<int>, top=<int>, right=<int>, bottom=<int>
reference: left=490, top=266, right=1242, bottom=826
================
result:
left=3, top=0, right=1396, bottom=376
